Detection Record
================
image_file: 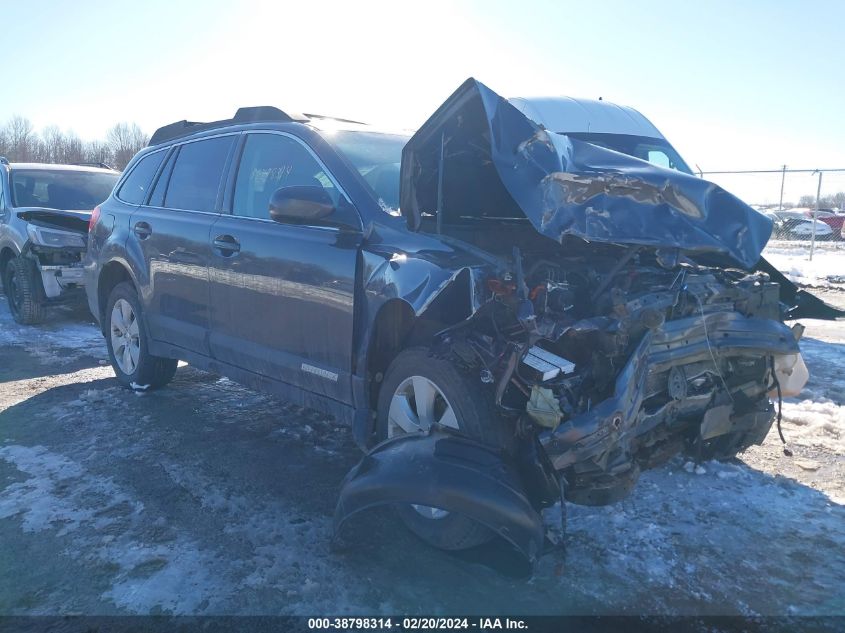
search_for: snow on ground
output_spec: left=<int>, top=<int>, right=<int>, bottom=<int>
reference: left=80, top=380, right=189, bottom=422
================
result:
left=0, top=269, right=844, bottom=618
left=780, top=334, right=845, bottom=462
left=763, top=240, right=845, bottom=289
left=0, top=300, right=107, bottom=366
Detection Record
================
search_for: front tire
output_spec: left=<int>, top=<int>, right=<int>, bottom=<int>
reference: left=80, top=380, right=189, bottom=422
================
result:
left=4, top=256, right=45, bottom=325
left=376, top=347, right=511, bottom=551
left=105, top=282, right=177, bottom=390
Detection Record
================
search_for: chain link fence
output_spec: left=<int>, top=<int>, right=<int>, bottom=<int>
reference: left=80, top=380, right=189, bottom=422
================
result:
left=701, top=167, right=845, bottom=263
left=699, top=168, right=845, bottom=289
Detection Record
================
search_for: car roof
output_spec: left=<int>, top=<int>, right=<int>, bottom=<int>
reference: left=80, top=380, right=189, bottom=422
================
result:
left=508, top=96, right=665, bottom=138
left=8, top=163, right=118, bottom=173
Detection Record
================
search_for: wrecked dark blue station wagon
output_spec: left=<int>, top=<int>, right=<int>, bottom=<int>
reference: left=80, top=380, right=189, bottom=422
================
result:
left=85, top=79, right=842, bottom=564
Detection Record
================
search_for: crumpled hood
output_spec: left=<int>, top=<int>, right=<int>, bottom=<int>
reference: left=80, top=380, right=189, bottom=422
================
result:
left=401, top=78, right=772, bottom=269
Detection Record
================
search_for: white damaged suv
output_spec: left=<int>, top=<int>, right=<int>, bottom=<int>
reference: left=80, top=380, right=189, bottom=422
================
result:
left=0, top=159, right=119, bottom=324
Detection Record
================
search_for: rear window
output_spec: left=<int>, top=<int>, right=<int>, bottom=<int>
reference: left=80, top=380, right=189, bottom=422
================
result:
left=563, top=132, right=693, bottom=174
left=117, top=151, right=167, bottom=205
left=163, top=136, right=235, bottom=212
left=10, top=169, right=119, bottom=209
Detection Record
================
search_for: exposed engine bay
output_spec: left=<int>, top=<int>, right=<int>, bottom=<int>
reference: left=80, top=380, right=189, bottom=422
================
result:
left=435, top=240, right=801, bottom=507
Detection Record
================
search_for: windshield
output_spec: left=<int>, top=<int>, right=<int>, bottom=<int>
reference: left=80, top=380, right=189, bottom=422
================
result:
left=328, top=131, right=408, bottom=215
left=563, top=132, right=694, bottom=175
left=10, top=169, right=119, bottom=210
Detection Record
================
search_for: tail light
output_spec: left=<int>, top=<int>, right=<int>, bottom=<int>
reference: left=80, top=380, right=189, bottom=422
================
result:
left=88, top=205, right=101, bottom=233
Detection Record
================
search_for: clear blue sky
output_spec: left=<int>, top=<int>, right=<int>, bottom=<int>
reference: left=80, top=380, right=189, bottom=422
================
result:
left=3, top=0, right=844, bottom=202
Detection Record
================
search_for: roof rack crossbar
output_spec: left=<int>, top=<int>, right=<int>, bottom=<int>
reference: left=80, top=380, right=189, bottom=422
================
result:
left=148, top=106, right=307, bottom=146
left=234, top=106, right=292, bottom=123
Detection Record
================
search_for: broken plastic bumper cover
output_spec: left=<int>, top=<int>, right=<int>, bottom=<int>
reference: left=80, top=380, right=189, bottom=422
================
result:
left=540, top=313, right=800, bottom=485
left=333, top=431, right=546, bottom=563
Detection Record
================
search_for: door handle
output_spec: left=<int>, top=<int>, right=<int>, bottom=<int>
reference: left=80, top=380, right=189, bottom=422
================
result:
left=133, top=221, right=152, bottom=239
left=213, top=234, right=240, bottom=256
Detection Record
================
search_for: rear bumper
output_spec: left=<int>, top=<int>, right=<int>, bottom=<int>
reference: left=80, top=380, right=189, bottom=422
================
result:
left=38, top=263, right=86, bottom=300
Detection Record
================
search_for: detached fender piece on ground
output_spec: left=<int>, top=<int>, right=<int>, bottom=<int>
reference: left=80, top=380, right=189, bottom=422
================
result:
left=334, top=431, right=548, bottom=565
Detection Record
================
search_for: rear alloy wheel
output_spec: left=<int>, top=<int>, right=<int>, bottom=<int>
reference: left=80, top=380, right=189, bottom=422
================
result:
left=377, top=348, right=511, bottom=551
left=3, top=256, right=45, bottom=325
left=110, top=299, right=141, bottom=376
left=105, top=282, right=178, bottom=390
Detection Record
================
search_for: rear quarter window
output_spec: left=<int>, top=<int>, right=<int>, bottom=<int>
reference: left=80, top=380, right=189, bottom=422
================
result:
left=117, top=151, right=167, bottom=205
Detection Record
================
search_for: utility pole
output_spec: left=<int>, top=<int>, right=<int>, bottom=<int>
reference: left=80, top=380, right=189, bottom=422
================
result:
left=778, top=164, right=787, bottom=211
left=809, top=170, right=823, bottom=261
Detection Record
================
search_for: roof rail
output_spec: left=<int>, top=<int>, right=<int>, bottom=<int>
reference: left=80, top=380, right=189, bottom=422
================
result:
left=148, top=106, right=308, bottom=146
left=74, top=161, right=114, bottom=170
left=303, top=113, right=367, bottom=125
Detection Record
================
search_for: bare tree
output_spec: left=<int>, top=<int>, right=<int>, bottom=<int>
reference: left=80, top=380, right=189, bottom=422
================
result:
left=3, top=116, right=39, bottom=162
left=0, top=116, right=149, bottom=168
left=64, top=132, right=85, bottom=164
left=83, top=140, right=113, bottom=166
left=0, top=126, right=8, bottom=158
left=42, top=125, right=68, bottom=163
left=107, top=122, right=148, bottom=170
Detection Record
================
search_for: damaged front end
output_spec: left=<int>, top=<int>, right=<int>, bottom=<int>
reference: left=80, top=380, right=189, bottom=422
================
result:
left=16, top=208, right=90, bottom=300
left=335, top=79, right=841, bottom=563
left=432, top=247, right=801, bottom=506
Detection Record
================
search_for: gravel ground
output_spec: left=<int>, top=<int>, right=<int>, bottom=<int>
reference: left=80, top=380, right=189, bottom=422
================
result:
left=0, top=285, right=843, bottom=618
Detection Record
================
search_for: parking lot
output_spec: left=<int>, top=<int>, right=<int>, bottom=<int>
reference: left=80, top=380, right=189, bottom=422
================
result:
left=0, top=244, right=843, bottom=617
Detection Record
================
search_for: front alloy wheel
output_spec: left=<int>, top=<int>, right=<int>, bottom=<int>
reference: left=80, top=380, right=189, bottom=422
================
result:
left=377, top=348, right=511, bottom=550
left=388, top=375, right=460, bottom=519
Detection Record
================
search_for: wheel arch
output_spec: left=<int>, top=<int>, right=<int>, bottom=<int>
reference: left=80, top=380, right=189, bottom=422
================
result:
left=364, top=268, right=477, bottom=409
left=97, top=260, right=136, bottom=332
left=0, top=245, right=18, bottom=276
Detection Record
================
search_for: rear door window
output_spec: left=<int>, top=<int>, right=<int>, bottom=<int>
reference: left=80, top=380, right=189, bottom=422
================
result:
left=148, top=149, right=178, bottom=208
left=118, top=150, right=166, bottom=205
left=163, top=136, right=235, bottom=212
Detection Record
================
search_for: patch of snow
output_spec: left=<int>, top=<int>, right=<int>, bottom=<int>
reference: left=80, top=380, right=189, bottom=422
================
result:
left=0, top=444, right=223, bottom=614
left=781, top=399, right=844, bottom=453
left=0, top=296, right=107, bottom=364
left=763, top=242, right=845, bottom=289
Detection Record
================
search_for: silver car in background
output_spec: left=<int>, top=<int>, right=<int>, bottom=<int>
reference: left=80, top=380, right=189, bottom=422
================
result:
left=0, top=159, right=119, bottom=323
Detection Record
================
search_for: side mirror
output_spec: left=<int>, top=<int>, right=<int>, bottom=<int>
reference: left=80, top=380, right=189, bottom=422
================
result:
left=269, top=186, right=335, bottom=224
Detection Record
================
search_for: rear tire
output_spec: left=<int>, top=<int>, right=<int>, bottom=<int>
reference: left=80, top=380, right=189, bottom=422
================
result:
left=105, top=282, right=177, bottom=390
left=376, top=347, right=511, bottom=551
left=3, top=256, right=45, bottom=325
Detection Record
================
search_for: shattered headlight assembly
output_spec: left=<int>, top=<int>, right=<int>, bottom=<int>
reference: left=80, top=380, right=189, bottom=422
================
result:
left=26, top=224, right=87, bottom=248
